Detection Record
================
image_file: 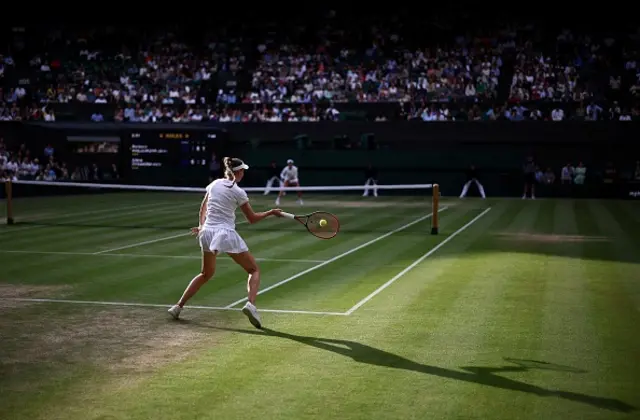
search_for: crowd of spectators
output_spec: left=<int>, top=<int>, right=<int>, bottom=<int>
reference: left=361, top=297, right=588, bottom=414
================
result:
left=507, top=28, right=640, bottom=110
left=0, top=135, right=121, bottom=182
left=0, top=138, right=68, bottom=182
left=1, top=17, right=640, bottom=123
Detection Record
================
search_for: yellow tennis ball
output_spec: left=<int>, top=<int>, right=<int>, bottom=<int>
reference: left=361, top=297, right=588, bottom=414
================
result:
left=319, top=219, right=327, bottom=227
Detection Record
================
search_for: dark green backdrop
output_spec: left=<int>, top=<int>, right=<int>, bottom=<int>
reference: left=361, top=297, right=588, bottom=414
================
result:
left=2, top=121, right=638, bottom=197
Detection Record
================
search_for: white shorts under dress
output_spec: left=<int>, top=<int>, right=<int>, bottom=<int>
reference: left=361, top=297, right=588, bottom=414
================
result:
left=198, top=227, right=248, bottom=254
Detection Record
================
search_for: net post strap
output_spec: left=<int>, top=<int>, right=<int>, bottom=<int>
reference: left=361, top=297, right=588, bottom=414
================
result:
left=431, top=184, right=440, bottom=235
left=10, top=180, right=434, bottom=193
left=5, top=180, right=14, bottom=225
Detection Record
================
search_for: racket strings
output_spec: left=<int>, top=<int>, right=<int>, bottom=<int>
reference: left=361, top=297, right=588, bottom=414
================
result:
left=307, top=212, right=339, bottom=239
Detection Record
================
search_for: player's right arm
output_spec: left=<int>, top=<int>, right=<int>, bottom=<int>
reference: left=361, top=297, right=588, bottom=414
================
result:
left=240, top=202, right=283, bottom=224
left=235, top=187, right=282, bottom=224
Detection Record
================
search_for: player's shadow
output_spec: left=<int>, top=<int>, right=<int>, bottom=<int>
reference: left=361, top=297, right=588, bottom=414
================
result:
left=201, top=325, right=635, bottom=413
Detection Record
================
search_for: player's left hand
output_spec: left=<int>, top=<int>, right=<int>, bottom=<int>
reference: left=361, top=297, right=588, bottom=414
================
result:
left=190, top=226, right=201, bottom=235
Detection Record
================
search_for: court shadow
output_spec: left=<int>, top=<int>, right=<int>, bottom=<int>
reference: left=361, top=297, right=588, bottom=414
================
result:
left=198, top=325, right=634, bottom=413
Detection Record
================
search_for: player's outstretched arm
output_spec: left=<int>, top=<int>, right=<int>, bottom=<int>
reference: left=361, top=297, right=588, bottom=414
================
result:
left=240, top=202, right=283, bottom=224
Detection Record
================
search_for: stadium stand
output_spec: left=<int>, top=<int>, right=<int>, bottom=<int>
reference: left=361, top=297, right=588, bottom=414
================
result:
left=1, top=15, right=639, bottom=122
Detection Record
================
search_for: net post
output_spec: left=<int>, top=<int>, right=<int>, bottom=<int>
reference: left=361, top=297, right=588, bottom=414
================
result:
left=431, top=184, right=439, bottom=235
left=5, top=180, right=14, bottom=225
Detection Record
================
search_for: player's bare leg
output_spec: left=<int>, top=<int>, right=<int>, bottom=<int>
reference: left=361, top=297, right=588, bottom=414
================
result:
left=169, top=251, right=216, bottom=318
left=228, top=251, right=262, bottom=328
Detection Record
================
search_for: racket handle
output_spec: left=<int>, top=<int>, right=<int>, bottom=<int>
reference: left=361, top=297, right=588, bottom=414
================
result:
left=281, top=211, right=295, bottom=220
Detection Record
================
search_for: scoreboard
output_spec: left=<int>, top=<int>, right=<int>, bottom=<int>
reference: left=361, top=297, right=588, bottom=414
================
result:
left=126, top=129, right=227, bottom=185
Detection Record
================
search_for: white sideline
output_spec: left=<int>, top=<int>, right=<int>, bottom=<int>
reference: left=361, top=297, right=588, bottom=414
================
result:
left=0, top=249, right=323, bottom=263
left=345, top=207, right=492, bottom=315
left=0, top=298, right=346, bottom=316
left=224, top=207, right=449, bottom=308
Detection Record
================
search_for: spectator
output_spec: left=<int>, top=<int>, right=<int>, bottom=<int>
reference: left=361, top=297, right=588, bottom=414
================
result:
left=574, top=162, right=587, bottom=185
left=543, top=168, right=556, bottom=184
left=551, top=108, right=565, bottom=121
left=91, top=112, right=104, bottom=122
left=561, top=163, right=574, bottom=184
left=44, top=145, right=55, bottom=158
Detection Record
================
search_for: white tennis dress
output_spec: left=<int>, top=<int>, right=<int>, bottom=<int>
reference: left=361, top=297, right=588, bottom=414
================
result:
left=280, top=165, right=299, bottom=184
left=198, top=178, right=249, bottom=254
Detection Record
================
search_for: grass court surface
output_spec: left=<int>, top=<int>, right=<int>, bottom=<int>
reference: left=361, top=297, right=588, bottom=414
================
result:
left=1, top=191, right=639, bottom=420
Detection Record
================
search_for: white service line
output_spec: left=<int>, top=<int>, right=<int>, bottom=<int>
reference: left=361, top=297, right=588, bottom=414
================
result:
left=0, top=298, right=346, bottom=316
left=0, top=249, right=323, bottom=263
left=92, top=220, right=250, bottom=254
left=224, top=207, right=449, bottom=308
left=345, top=207, right=492, bottom=315
left=19, top=201, right=168, bottom=222
left=1, top=201, right=176, bottom=235
left=93, top=232, right=191, bottom=254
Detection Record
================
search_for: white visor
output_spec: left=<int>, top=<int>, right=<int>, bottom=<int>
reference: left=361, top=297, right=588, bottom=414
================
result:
left=287, top=159, right=294, bottom=164
left=232, top=163, right=249, bottom=171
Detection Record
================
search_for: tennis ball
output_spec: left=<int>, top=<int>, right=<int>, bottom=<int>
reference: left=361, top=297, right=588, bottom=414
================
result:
left=319, top=219, right=327, bottom=227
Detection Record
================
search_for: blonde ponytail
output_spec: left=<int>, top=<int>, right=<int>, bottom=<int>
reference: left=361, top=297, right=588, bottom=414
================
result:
left=223, top=157, right=235, bottom=180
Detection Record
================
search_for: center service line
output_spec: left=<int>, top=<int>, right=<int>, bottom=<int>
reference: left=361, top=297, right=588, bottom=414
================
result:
left=345, top=207, right=492, bottom=315
left=224, top=207, right=449, bottom=308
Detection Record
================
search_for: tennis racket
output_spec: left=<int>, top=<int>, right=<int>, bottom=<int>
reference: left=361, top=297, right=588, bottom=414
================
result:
left=281, top=211, right=340, bottom=239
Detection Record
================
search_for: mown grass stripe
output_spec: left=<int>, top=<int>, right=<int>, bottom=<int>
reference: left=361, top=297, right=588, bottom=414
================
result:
left=256, top=206, right=472, bottom=311
left=225, top=208, right=447, bottom=308
left=440, top=199, right=553, bottom=417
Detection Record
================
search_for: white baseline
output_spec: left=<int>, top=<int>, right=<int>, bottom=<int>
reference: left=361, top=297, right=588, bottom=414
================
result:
left=224, top=207, right=449, bottom=308
left=345, top=207, right=492, bottom=315
left=0, top=298, right=346, bottom=316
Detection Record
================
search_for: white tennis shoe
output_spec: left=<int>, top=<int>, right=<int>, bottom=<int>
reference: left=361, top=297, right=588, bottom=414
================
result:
left=242, top=302, right=262, bottom=329
left=168, top=304, right=182, bottom=319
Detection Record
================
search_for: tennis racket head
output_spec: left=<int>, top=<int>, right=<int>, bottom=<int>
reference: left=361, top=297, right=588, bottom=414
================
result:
left=281, top=211, right=340, bottom=239
left=304, top=211, right=340, bottom=239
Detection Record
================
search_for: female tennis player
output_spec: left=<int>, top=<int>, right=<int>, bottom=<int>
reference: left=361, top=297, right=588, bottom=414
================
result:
left=168, top=157, right=283, bottom=329
left=276, top=159, right=303, bottom=206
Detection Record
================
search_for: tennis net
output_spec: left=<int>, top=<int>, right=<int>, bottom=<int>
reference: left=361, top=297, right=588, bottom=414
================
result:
left=3, top=180, right=441, bottom=234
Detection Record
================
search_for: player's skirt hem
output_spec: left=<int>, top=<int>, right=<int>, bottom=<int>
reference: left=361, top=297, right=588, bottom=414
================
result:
left=199, top=227, right=249, bottom=254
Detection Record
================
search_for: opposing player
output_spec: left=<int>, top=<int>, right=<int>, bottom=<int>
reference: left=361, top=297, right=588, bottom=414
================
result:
left=276, top=159, right=303, bottom=205
left=168, top=157, right=283, bottom=329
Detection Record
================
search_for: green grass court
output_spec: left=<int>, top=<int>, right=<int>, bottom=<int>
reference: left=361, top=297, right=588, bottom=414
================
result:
left=1, top=191, right=639, bottom=419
